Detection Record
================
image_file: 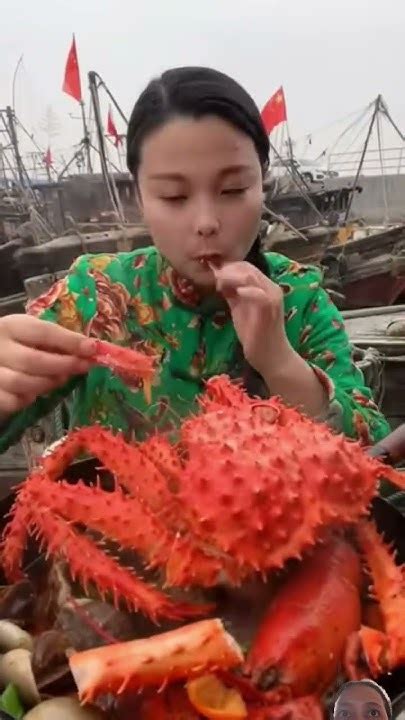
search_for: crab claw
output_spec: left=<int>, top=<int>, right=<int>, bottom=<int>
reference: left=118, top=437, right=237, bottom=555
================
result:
left=347, top=521, right=405, bottom=679
left=345, top=626, right=404, bottom=680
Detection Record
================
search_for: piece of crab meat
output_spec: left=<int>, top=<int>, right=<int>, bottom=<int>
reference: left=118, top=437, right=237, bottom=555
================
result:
left=89, top=339, right=157, bottom=401
left=69, top=619, right=244, bottom=702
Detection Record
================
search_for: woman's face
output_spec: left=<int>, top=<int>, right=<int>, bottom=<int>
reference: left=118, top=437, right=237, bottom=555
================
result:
left=136, top=115, right=264, bottom=288
left=334, top=685, right=389, bottom=720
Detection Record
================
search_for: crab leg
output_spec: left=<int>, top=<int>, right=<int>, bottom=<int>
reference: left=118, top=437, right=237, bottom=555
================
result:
left=88, top=339, right=156, bottom=402
left=69, top=618, right=244, bottom=702
left=41, top=427, right=232, bottom=583
left=0, top=425, right=163, bottom=581
left=1, top=426, right=230, bottom=590
left=345, top=520, right=405, bottom=679
left=2, top=477, right=213, bottom=620
left=40, top=426, right=181, bottom=518
left=45, top=427, right=239, bottom=584
left=24, top=474, right=225, bottom=587
left=27, top=505, right=208, bottom=621
left=2, top=421, right=172, bottom=580
left=0, top=479, right=34, bottom=581
left=28, top=475, right=175, bottom=560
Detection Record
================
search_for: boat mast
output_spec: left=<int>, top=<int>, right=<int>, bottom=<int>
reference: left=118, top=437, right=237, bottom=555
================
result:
left=343, top=95, right=381, bottom=224
left=80, top=101, right=93, bottom=174
left=3, top=106, right=26, bottom=187
left=87, top=71, right=125, bottom=223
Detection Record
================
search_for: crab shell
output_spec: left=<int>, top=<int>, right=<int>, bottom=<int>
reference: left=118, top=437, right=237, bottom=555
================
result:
left=1, top=374, right=404, bottom=711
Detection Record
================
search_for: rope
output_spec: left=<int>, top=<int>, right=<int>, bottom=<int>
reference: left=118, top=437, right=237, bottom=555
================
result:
left=268, top=140, right=327, bottom=225
left=328, top=112, right=375, bottom=173
left=293, top=102, right=373, bottom=147
left=0, top=148, right=55, bottom=242
left=331, top=114, right=375, bottom=171
left=328, top=103, right=373, bottom=153
left=353, top=346, right=385, bottom=408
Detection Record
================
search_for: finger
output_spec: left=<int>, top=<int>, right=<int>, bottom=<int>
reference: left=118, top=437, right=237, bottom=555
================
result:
left=6, top=316, right=96, bottom=358
left=0, top=388, right=32, bottom=416
left=0, top=367, right=70, bottom=397
left=235, top=286, right=278, bottom=304
left=3, top=341, right=92, bottom=378
left=211, top=262, right=269, bottom=294
left=210, top=262, right=249, bottom=287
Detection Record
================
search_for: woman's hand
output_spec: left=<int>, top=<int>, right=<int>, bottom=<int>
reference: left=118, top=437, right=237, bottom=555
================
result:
left=211, top=260, right=293, bottom=376
left=211, top=260, right=328, bottom=416
left=0, top=315, right=95, bottom=421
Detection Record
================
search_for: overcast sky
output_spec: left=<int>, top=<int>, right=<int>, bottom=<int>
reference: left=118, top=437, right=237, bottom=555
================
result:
left=0, top=0, right=404, bottom=169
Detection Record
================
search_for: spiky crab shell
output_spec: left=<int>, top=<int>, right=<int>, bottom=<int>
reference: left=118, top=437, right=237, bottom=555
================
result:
left=176, top=377, right=390, bottom=575
left=1, top=373, right=400, bottom=619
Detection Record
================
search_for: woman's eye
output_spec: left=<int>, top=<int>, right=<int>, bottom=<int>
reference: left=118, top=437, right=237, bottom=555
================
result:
left=368, top=710, right=381, bottom=718
left=222, top=188, right=247, bottom=195
left=338, top=711, right=351, bottom=719
left=160, top=196, right=187, bottom=203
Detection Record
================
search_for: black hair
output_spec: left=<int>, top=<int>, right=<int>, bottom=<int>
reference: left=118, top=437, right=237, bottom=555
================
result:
left=126, top=66, right=271, bottom=398
left=333, top=680, right=392, bottom=720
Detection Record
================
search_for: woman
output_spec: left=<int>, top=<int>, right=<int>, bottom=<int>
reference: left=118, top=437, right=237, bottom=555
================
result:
left=333, top=680, right=392, bottom=720
left=0, top=67, right=390, bottom=453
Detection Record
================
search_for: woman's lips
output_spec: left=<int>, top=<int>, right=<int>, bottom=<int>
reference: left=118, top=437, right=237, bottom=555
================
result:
left=194, top=254, right=223, bottom=268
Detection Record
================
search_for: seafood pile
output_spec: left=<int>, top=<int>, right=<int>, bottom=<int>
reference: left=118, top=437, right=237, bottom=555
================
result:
left=0, top=569, right=120, bottom=719
left=0, top=341, right=403, bottom=718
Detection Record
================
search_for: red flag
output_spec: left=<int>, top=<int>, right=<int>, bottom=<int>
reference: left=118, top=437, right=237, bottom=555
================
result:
left=62, top=35, right=82, bottom=103
left=107, top=108, right=122, bottom=147
left=261, top=86, right=287, bottom=135
left=43, top=147, right=52, bottom=168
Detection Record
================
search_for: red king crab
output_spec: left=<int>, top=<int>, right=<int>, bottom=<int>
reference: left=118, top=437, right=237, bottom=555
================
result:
left=0, top=340, right=404, bottom=719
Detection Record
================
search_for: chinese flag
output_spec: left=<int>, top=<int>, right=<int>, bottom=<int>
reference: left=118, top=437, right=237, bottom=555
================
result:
left=261, top=86, right=287, bottom=135
left=62, top=35, right=82, bottom=103
left=107, top=108, right=122, bottom=147
left=43, top=147, right=53, bottom=168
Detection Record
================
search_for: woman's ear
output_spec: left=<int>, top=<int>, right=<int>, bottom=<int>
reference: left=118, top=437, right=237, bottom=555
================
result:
left=133, top=180, right=143, bottom=219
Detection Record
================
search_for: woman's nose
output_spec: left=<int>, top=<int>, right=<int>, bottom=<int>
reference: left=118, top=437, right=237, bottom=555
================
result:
left=193, top=201, right=220, bottom=237
left=197, top=221, right=219, bottom=237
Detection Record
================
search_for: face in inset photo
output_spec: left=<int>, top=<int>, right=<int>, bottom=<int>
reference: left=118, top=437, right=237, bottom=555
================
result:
left=334, top=681, right=392, bottom=720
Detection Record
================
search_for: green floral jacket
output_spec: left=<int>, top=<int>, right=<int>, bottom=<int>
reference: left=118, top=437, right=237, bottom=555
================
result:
left=0, top=247, right=390, bottom=454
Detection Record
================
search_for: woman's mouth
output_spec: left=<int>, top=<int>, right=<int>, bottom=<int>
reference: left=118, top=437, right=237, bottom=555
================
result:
left=195, top=253, right=223, bottom=268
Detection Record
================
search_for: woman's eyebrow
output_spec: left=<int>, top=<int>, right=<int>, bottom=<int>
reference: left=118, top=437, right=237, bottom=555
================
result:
left=219, top=164, right=254, bottom=177
left=148, top=165, right=254, bottom=181
left=149, top=172, right=185, bottom=181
